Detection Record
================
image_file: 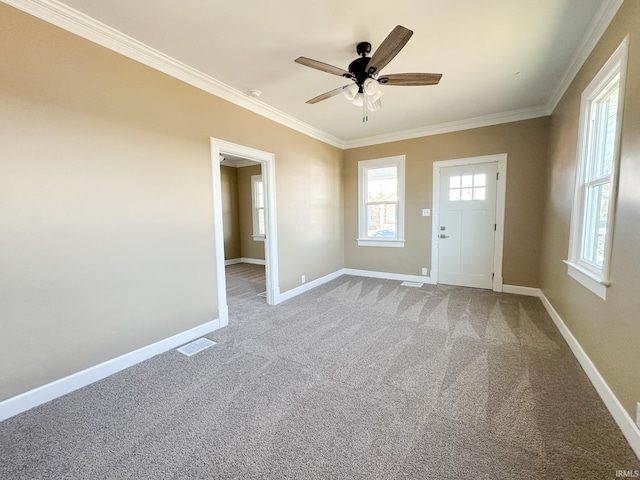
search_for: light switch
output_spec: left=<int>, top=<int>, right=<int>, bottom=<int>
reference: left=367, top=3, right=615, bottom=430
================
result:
left=422, top=209, right=431, bottom=217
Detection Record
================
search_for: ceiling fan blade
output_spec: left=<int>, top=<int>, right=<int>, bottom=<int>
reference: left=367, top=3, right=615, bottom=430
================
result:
left=367, top=25, right=413, bottom=75
left=378, top=73, right=442, bottom=86
left=306, top=85, right=350, bottom=104
left=295, top=57, right=352, bottom=78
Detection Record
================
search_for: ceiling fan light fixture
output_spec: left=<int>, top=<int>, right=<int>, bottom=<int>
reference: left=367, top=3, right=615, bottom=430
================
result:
left=296, top=25, right=441, bottom=120
left=343, top=83, right=359, bottom=101
left=366, top=95, right=382, bottom=112
left=363, top=78, right=380, bottom=96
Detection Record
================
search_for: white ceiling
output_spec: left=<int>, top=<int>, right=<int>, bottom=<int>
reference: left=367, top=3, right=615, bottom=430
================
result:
left=26, top=0, right=613, bottom=146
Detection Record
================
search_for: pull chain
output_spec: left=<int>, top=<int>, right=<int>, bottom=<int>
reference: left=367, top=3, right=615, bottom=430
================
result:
left=362, top=96, right=368, bottom=123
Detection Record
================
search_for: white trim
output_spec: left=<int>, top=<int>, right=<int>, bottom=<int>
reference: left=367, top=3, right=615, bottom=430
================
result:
left=343, top=268, right=435, bottom=285
left=564, top=261, right=608, bottom=300
left=566, top=37, right=628, bottom=300
left=356, top=239, right=405, bottom=248
left=1, top=0, right=622, bottom=150
left=545, top=0, right=625, bottom=114
left=344, top=106, right=548, bottom=149
left=502, top=285, right=541, bottom=297
left=431, top=154, right=507, bottom=292
left=538, top=291, right=640, bottom=459
left=220, top=158, right=258, bottom=169
left=0, top=319, right=220, bottom=422
left=240, top=257, right=266, bottom=266
left=357, top=155, right=405, bottom=246
left=2, top=0, right=343, bottom=149
left=224, top=257, right=266, bottom=266
left=210, top=139, right=279, bottom=308
left=274, top=269, right=344, bottom=304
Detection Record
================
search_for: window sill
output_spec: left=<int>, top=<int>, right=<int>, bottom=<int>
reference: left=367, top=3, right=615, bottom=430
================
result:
left=357, top=238, right=405, bottom=248
left=563, top=260, right=609, bottom=300
left=252, top=235, right=265, bottom=242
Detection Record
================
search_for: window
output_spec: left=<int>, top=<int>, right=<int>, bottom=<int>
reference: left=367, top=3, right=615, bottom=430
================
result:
left=358, top=155, right=405, bottom=247
left=251, top=175, right=265, bottom=240
left=449, top=174, right=486, bottom=201
left=566, top=38, right=627, bottom=299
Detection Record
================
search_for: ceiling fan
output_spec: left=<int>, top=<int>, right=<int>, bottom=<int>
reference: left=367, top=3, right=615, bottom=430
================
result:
left=295, top=25, right=442, bottom=122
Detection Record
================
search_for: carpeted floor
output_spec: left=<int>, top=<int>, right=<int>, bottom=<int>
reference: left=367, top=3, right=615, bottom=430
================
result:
left=1, top=263, right=638, bottom=479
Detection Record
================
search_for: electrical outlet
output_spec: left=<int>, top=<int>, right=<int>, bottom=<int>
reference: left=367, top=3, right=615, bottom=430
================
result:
left=421, top=268, right=428, bottom=276
left=301, top=275, right=306, bottom=284
left=636, top=402, right=640, bottom=429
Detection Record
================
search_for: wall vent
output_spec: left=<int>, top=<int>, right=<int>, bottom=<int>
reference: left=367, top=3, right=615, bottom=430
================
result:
left=177, top=338, right=216, bottom=357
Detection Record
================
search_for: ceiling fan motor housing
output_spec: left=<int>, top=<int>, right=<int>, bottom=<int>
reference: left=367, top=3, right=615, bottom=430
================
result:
left=356, top=41, right=371, bottom=57
left=348, top=56, right=372, bottom=88
left=295, top=26, right=441, bottom=106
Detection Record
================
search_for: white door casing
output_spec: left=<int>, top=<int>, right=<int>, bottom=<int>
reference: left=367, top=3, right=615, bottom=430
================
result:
left=210, top=138, right=280, bottom=324
left=431, top=154, right=507, bottom=291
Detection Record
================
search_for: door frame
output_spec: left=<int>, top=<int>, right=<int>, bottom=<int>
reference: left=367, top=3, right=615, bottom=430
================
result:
left=431, top=153, right=507, bottom=292
left=210, top=138, right=280, bottom=325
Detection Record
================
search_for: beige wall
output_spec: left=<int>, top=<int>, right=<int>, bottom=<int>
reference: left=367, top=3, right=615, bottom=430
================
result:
left=0, top=4, right=343, bottom=401
left=540, top=0, right=640, bottom=418
left=220, top=166, right=241, bottom=260
left=344, top=117, right=550, bottom=287
left=237, top=164, right=265, bottom=260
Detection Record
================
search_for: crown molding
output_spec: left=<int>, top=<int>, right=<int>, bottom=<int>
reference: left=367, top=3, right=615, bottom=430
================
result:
left=343, top=105, right=549, bottom=149
left=545, top=0, right=624, bottom=114
left=2, top=0, right=345, bottom=149
left=2, top=0, right=623, bottom=151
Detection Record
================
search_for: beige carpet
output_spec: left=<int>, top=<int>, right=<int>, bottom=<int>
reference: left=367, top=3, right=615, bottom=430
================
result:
left=1, top=264, right=638, bottom=479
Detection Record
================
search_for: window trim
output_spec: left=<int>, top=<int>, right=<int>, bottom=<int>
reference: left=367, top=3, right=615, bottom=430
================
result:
left=566, top=37, right=628, bottom=299
left=251, top=174, right=265, bottom=241
left=357, top=155, right=405, bottom=247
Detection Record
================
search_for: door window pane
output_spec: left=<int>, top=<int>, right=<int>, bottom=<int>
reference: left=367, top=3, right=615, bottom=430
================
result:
left=449, top=173, right=488, bottom=201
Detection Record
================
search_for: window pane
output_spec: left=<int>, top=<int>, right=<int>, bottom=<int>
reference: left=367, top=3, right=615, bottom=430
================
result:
left=367, top=203, right=397, bottom=238
left=581, top=182, right=610, bottom=268
left=449, top=189, right=460, bottom=201
left=257, top=208, right=265, bottom=235
left=600, top=88, right=618, bottom=178
left=461, top=175, right=473, bottom=188
left=461, top=188, right=473, bottom=201
left=473, top=187, right=486, bottom=200
left=256, top=181, right=264, bottom=208
left=449, top=176, right=461, bottom=188
left=367, top=166, right=397, bottom=202
left=474, top=174, right=486, bottom=187
left=586, top=78, right=619, bottom=181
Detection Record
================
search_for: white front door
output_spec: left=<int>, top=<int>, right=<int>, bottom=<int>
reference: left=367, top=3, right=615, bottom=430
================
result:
left=437, top=161, right=498, bottom=289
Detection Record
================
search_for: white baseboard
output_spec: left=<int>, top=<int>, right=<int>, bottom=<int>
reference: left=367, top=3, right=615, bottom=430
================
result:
left=538, top=291, right=640, bottom=459
left=502, top=284, right=542, bottom=297
left=274, top=269, right=344, bottom=304
left=344, top=268, right=435, bottom=285
left=241, top=257, right=265, bottom=265
left=225, top=257, right=265, bottom=266
left=0, top=319, right=221, bottom=423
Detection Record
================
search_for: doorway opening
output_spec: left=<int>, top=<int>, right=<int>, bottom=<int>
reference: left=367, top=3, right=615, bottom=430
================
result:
left=431, top=153, right=507, bottom=291
left=210, top=139, right=280, bottom=327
